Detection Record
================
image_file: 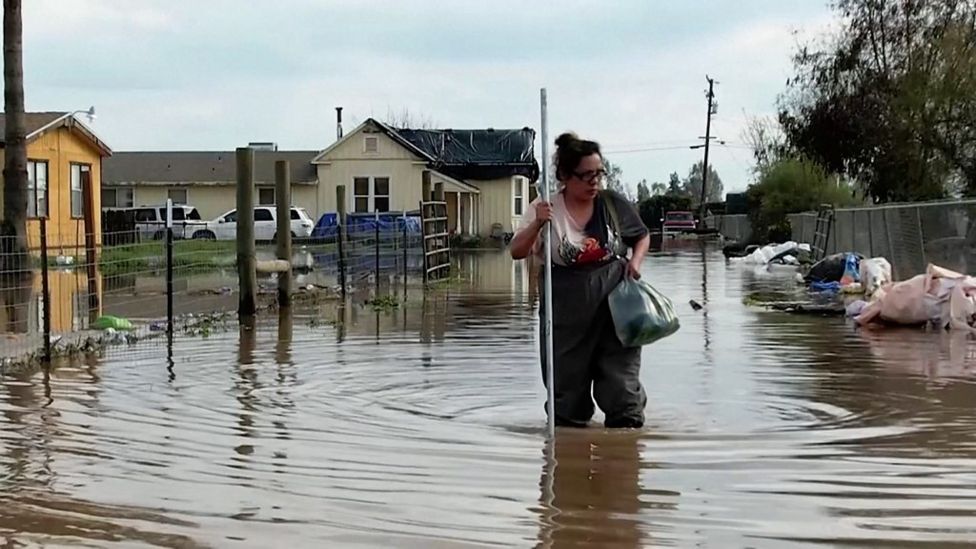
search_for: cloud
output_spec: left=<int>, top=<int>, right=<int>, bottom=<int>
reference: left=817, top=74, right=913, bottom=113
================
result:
left=13, top=0, right=835, bottom=194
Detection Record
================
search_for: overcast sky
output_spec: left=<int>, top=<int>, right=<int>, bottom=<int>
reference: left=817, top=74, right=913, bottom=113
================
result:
left=21, top=0, right=834, bottom=194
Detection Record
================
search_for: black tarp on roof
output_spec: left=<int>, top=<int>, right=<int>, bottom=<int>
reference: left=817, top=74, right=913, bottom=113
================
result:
left=395, top=128, right=538, bottom=181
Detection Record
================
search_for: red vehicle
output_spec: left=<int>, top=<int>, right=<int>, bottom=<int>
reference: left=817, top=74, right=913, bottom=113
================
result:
left=661, top=210, right=697, bottom=235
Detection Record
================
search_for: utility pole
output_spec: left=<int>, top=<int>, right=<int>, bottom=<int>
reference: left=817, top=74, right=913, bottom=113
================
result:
left=698, top=76, right=717, bottom=219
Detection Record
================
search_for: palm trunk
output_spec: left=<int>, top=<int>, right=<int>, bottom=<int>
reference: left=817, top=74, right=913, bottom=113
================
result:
left=2, top=0, right=27, bottom=274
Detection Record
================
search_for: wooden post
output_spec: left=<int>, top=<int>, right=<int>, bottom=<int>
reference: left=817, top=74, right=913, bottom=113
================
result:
left=433, top=182, right=444, bottom=202
left=336, top=185, right=347, bottom=293
left=275, top=160, right=292, bottom=308
left=422, top=170, right=431, bottom=202
left=81, top=169, right=99, bottom=322
left=237, top=147, right=257, bottom=317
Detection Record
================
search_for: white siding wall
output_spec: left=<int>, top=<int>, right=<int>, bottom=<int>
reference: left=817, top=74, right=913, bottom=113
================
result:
left=476, top=176, right=523, bottom=236
left=131, top=184, right=319, bottom=221
left=316, top=127, right=427, bottom=215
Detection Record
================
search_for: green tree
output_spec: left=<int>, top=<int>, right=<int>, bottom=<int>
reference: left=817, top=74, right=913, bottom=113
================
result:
left=682, top=161, right=724, bottom=205
left=742, top=115, right=785, bottom=180
left=650, top=181, right=666, bottom=196
left=667, top=172, right=683, bottom=196
left=778, top=0, right=976, bottom=201
left=603, top=159, right=625, bottom=195
left=636, top=179, right=651, bottom=202
left=746, top=156, right=859, bottom=243
left=2, top=0, right=28, bottom=272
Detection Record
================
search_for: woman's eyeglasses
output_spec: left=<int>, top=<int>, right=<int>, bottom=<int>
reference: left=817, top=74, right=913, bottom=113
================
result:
left=572, top=169, right=607, bottom=184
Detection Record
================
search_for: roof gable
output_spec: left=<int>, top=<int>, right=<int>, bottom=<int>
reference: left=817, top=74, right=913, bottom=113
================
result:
left=0, top=111, right=112, bottom=156
left=312, top=118, right=432, bottom=164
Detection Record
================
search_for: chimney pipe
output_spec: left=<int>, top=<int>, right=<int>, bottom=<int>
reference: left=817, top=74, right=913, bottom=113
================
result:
left=335, top=107, right=343, bottom=140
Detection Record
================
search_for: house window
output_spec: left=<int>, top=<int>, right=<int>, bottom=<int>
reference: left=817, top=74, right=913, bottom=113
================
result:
left=258, top=188, right=275, bottom=205
left=70, top=163, right=90, bottom=218
left=353, top=176, right=390, bottom=213
left=374, top=177, right=390, bottom=212
left=167, top=189, right=188, bottom=205
left=354, top=177, right=370, bottom=213
left=364, top=136, right=378, bottom=154
left=27, top=160, right=48, bottom=218
left=101, top=187, right=134, bottom=208
left=513, top=177, right=525, bottom=216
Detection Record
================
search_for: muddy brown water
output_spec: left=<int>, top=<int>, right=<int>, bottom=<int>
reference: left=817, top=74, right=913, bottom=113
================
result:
left=2, top=246, right=976, bottom=548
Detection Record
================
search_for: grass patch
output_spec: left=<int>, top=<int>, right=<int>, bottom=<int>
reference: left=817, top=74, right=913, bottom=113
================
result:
left=365, top=294, right=400, bottom=312
left=100, top=240, right=236, bottom=276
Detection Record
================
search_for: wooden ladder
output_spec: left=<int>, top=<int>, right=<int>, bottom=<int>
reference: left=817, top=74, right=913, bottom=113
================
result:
left=812, top=204, right=834, bottom=262
left=420, top=200, right=451, bottom=284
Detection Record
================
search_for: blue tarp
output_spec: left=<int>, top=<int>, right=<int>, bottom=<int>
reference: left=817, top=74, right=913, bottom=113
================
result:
left=311, top=212, right=422, bottom=239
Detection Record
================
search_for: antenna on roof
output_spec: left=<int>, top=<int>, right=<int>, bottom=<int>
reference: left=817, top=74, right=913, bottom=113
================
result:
left=336, top=107, right=343, bottom=140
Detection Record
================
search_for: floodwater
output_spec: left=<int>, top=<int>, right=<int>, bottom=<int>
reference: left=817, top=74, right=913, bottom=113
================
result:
left=3, top=244, right=976, bottom=548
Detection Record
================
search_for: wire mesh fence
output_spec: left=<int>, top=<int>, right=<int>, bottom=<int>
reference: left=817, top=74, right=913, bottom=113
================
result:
left=789, top=199, right=976, bottom=281
left=0, top=221, right=428, bottom=368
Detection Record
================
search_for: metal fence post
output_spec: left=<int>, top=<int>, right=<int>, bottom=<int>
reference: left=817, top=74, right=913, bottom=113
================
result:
left=375, top=210, right=380, bottom=296
left=402, top=211, right=408, bottom=283
left=40, top=217, right=51, bottom=364
left=336, top=186, right=347, bottom=296
left=867, top=209, right=874, bottom=258
left=916, top=206, right=927, bottom=268
left=166, top=199, right=174, bottom=337
left=883, top=208, right=897, bottom=279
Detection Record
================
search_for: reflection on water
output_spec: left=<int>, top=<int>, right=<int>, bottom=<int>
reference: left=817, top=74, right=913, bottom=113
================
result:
left=1, top=248, right=976, bottom=547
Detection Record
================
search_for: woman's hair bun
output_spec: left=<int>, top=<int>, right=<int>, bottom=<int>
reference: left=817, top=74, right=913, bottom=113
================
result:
left=555, top=132, right=578, bottom=149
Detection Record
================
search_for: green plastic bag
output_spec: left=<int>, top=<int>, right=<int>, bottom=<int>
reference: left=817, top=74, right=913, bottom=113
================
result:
left=93, top=315, right=133, bottom=331
left=608, top=278, right=680, bottom=347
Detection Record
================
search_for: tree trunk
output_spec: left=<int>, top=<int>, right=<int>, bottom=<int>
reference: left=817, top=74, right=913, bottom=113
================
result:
left=2, top=0, right=27, bottom=274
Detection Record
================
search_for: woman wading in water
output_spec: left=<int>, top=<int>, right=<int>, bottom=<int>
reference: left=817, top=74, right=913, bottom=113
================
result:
left=511, top=132, right=650, bottom=428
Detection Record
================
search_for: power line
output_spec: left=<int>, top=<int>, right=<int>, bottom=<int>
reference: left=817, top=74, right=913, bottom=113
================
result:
left=603, top=145, right=700, bottom=154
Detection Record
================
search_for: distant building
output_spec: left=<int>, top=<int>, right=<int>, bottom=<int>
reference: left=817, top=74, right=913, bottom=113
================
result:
left=103, top=118, right=539, bottom=237
left=101, top=149, right=319, bottom=221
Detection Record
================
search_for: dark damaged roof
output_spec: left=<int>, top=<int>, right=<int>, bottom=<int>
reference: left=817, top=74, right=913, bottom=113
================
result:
left=395, top=127, right=538, bottom=180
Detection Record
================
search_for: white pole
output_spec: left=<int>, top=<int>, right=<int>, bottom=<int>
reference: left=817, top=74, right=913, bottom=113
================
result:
left=540, top=88, right=555, bottom=439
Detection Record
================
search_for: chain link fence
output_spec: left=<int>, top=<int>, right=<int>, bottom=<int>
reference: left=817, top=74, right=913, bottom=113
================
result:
left=0, top=221, right=426, bottom=368
left=789, top=199, right=976, bottom=281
